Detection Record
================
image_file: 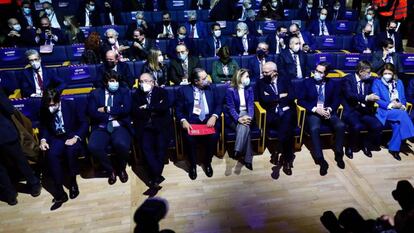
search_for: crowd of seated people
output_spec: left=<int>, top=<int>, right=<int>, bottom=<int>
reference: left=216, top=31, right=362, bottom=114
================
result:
left=1, top=0, right=414, bottom=213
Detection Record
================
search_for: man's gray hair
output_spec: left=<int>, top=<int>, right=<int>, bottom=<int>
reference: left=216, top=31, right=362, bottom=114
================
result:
left=105, top=28, right=119, bottom=37
left=25, top=49, right=40, bottom=58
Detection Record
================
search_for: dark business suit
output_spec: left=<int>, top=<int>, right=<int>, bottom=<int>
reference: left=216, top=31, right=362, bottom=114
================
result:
left=298, top=6, right=318, bottom=22
left=141, top=63, right=168, bottom=86
left=266, top=34, right=288, bottom=54
left=247, top=56, right=272, bottom=83
left=16, top=11, right=39, bottom=29
left=96, top=62, right=134, bottom=89
left=100, top=40, right=130, bottom=60
left=19, top=66, right=65, bottom=98
left=87, top=87, right=132, bottom=173
left=154, top=22, right=178, bottom=38
left=185, top=22, right=208, bottom=39
left=277, top=48, right=308, bottom=79
left=76, top=5, right=102, bottom=27
left=3, top=28, right=35, bottom=47
left=39, top=99, right=88, bottom=197
left=308, top=20, right=335, bottom=36
left=352, top=33, right=376, bottom=53
left=209, top=0, right=236, bottom=21
left=127, top=39, right=155, bottom=61
left=132, top=87, right=169, bottom=182
left=35, top=28, right=66, bottom=45
left=257, top=77, right=296, bottom=160
left=356, top=19, right=381, bottom=35
left=202, top=36, right=229, bottom=57
left=328, top=8, right=346, bottom=21
left=298, top=78, right=345, bottom=161
left=0, top=88, right=39, bottom=201
left=376, top=32, right=403, bottom=53
left=371, top=51, right=403, bottom=74
left=99, top=0, right=124, bottom=25
left=341, top=74, right=382, bottom=150
left=168, top=56, right=202, bottom=85
left=232, top=35, right=258, bottom=56
left=175, top=85, right=222, bottom=167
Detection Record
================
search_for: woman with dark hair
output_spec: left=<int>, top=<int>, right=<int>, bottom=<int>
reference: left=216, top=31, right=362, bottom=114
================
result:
left=39, top=89, right=88, bottom=210
left=63, top=15, right=85, bottom=44
left=225, top=68, right=255, bottom=170
left=81, top=31, right=102, bottom=64
left=372, top=63, right=414, bottom=160
left=141, top=49, right=168, bottom=86
left=211, top=46, right=239, bottom=84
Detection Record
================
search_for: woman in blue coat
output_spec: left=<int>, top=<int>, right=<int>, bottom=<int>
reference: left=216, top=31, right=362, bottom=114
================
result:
left=225, top=68, right=255, bottom=170
left=372, top=63, right=414, bottom=160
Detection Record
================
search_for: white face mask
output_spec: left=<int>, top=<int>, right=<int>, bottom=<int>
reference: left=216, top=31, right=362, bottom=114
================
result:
left=49, top=105, right=59, bottom=113
left=272, top=2, right=278, bottom=8
left=12, top=24, right=21, bottom=31
left=88, top=5, right=95, bottom=11
left=45, top=8, right=53, bottom=15
left=213, top=30, right=221, bottom=37
left=236, top=30, right=245, bottom=38
left=320, top=15, right=327, bottom=21
left=334, top=6, right=340, bottom=10
left=244, top=3, right=252, bottom=9
left=314, top=72, right=323, bottom=81
left=388, top=48, right=395, bottom=53
left=307, top=4, right=313, bottom=8
left=108, top=37, right=116, bottom=45
left=382, top=74, right=393, bottom=82
left=141, top=83, right=152, bottom=92
left=158, top=55, right=164, bottom=63
left=63, top=20, right=69, bottom=26
left=31, top=61, right=41, bottom=70
left=178, top=34, right=186, bottom=40
left=137, top=19, right=143, bottom=25
left=108, top=81, right=119, bottom=92
left=292, top=44, right=300, bottom=53
left=241, top=77, right=250, bottom=87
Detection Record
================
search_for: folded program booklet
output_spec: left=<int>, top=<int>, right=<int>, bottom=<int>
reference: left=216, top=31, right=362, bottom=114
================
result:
left=188, top=124, right=216, bottom=136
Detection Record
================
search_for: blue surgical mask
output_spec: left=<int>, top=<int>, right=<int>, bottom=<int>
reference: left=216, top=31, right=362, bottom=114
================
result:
left=179, top=53, right=188, bottom=61
left=314, top=72, right=323, bottom=81
left=23, top=7, right=31, bottom=15
left=366, top=15, right=373, bottom=21
left=108, top=81, right=119, bottom=92
left=320, top=15, right=327, bottom=21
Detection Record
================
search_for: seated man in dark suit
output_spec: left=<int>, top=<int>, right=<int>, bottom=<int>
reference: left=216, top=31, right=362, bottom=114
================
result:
left=328, top=1, right=346, bottom=21
left=127, top=28, right=155, bottom=61
left=34, top=17, right=66, bottom=45
left=99, top=0, right=124, bottom=25
left=308, top=8, right=334, bottom=36
left=184, top=10, right=208, bottom=39
left=155, top=11, right=178, bottom=39
left=190, top=0, right=210, bottom=9
left=39, top=1, right=64, bottom=29
left=209, top=0, right=236, bottom=21
left=76, top=0, right=102, bottom=27
left=20, top=49, right=65, bottom=98
left=266, top=26, right=288, bottom=54
left=234, top=0, right=253, bottom=21
left=297, top=62, right=345, bottom=176
left=342, top=61, right=382, bottom=159
left=175, top=68, right=222, bottom=180
left=257, top=62, right=296, bottom=175
left=100, top=28, right=130, bottom=61
left=4, top=18, right=35, bottom=47
left=232, top=22, right=258, bottom=56
left=167, top=26, right=197, bottom=59
left=289, top=23, right=314, bottom=50
left=97, top=50, right=134, bottom=88
left=247, top=42, right=272, bottom=82
left=168, top=44, right=202, bottom=85
left=0, top=88, right=41, bottom=206
left=202, top=23, right=229, bottom=57
left=16, top=0, right=38, bottom=29
left=298, top=1, right=318, bottom=22
left=132, top=73, right=169, bottom=188
left=39, top=89, right=88, bottom=210
left=376, top=20, right=403, bottom=53
left=277, top=36, right=309, bottom=80
left=372, top=38, right=403, bottom=74
left=352, top=23, right=376, bottom=54
left=356, top=8, right=381, bottom=36
left=87, top=71, right=132, bottom=185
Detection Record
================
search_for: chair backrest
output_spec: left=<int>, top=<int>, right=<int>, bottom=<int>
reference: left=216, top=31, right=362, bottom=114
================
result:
left=58, top=64, right=98, bottom=88
left=0, top=70, right=19, bottom=94
left=399, top=53, right=414, bottom=73
left=334, top=20, right=357, bottom=35
left=0, top=47, right=27, bottom=69
left=39, top=46, right=68, bottom=65
left=11, top=97, right=42, bottom=128
left=65, top=44, right=85, bottom=63
left=314, top=36, right=344, bottom=52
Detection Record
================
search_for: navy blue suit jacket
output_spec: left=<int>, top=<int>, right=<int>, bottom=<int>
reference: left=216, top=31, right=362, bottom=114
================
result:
left=154, top=22, right=178, bottom=38
left=202, top=36, right=229, bottom=57
left=298, top=78, right=341, bottom=115
left=257, top=77, right=295, bottom=120
left=371, top=51, right=403, bottom=73
left=376, top=32, right=403, bottom=53
left=184, top=22, right=208, bottom=39
left=231, top=35, right=258, bottom=56
left=308, top=20, right=335, bottom=36
left=352, top=33, right=376, bottom=53
left=0, top=88, right=18, bottom=144
left=277, top=49, right=308, bottom=79
left=341, top=74, right=375, bottom=117
left=167, top=37, right=197, bottom=59
left=247, top=56, right=272, bottom=82
left=36, top=28, right=66, bottom=45
left=298, top=7, right=318, bottom=21
left=87, top=87, right=132, bottom=132
left=175, top=85, right=223, bottom=123
left=20, top=66, right=65, bottom=98
left=39, top=99, right=89, bottom=141
left=225, top=86, right=254, bottom=124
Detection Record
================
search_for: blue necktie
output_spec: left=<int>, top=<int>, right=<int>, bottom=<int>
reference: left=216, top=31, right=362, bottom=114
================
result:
left=199, top=91, right=206, bottom=121
left=54, top=112, right=65, bottom=135
left=107, top=94, right=114, bottom=133
left=318, top=84, right=325, bottom=103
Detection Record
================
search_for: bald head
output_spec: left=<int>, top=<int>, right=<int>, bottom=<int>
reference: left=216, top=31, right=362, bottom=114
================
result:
left=263, top=62, right=277, bottom=73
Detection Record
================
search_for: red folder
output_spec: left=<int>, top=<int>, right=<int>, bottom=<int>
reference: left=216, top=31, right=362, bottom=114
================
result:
left=188, top=124, right=216, bottom=136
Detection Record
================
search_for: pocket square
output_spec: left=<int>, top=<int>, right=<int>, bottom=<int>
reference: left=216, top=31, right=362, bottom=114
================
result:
left=264, top=91, right=269, bottom=96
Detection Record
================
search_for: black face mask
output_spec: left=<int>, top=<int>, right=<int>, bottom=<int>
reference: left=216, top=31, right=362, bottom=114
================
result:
left=364, top=32, right=371, bottom=37
left=189, top=20, right=196, bottom=25
left=106, top=61, right=116, bottom=69
left=220, top=57, right=231, bottom=64
left=257, top=50, right=267, bottom=59
left=263, top=75, right=272, bottom=81
left=163, top=20, right=170, bottom=26
left=388, top=29, right=395, bottom=34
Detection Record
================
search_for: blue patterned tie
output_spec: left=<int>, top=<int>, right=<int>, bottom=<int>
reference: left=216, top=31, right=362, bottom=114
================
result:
left=318, top=84, right=325, bottom=103
left=199, top=91, right=206, bottom=121
left=107, top=94, right=114, bottom=133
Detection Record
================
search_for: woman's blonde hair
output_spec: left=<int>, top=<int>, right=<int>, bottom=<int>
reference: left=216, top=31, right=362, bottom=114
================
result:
left=231, top=68, right=249, bottom=88
left=64, top=15, right=80, bottom=35
left=147, top=49, right=162, bottom=71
